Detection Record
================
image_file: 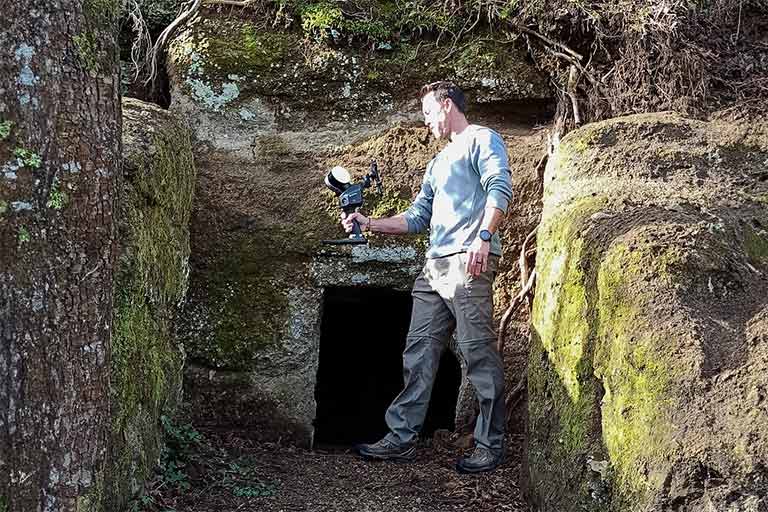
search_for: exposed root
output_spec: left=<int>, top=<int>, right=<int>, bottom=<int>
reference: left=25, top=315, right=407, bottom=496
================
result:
left=496, top=268, right=536, bottom=355
left=505, top=374, right=528, bottom=422
left=125, top=0, right=151, bottom=82
left=146, top=0, right=202, bottom=86
left=145, top=0, right=260, bottom=87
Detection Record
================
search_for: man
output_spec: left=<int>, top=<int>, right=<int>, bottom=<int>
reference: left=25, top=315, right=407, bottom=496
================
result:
left=341, top=81, right=512, bottom=473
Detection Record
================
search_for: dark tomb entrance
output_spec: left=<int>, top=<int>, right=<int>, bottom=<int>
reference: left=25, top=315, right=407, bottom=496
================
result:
left=314, top=286, right=462, bottom=446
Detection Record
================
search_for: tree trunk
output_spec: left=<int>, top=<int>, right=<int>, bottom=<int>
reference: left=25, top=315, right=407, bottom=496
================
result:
left=0, top=1, right=121, bottom=510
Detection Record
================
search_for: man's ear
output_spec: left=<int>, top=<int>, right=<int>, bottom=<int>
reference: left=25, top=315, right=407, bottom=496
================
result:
left=443, top=98, right=454, bottom=113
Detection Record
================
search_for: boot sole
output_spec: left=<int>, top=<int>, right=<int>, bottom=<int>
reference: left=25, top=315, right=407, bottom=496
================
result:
left=455, top=456, right=503, bottom=474
left=357, top=446, right=417, bottom=461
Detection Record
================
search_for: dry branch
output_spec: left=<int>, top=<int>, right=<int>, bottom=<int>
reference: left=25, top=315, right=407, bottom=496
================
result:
left=511, top=23, right=584, bottom=61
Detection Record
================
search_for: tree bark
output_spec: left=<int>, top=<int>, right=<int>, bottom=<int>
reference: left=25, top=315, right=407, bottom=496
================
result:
left=0, top=1, right=121, bottom=510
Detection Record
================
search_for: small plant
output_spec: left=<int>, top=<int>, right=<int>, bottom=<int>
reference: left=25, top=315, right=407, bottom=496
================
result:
left=158, top=455, right=191, bottom=491
left=232, top=483, right=276, bottom=498
left=13, top=148, right=42, bottom=169
left=0, top=120, right=12, bottom=141
left=219, top=459, right=277, bottom=498
left=18, top=226, right=30, bottom=244
left=46, top=181, right=68, bottom=210
left=128, top=493, right=155, bottom=512
left=299, top=2, right=344, bottom=38
left=157, top=415, right=203, bottom=492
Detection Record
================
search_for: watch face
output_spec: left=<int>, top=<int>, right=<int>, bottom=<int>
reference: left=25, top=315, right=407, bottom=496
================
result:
left=480, top=230, right=492, bottom=242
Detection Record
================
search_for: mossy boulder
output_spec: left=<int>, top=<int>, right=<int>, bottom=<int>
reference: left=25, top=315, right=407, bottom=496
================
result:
left=104, top=98, right=196, bottom=509
left=165, top=13, right=550, bottom=133
left=528, top=112, right=768, bottom=511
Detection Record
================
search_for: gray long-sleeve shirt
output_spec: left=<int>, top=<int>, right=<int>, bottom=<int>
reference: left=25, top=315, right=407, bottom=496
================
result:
left=403, top=125, right=513, bottom=259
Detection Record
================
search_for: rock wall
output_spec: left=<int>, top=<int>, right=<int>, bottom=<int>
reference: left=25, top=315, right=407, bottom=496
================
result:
left=106, top=98, right=195, bottom=509
left=528, top=113, right=768, bottom=511
left=164, top=12, right=552, bottom=444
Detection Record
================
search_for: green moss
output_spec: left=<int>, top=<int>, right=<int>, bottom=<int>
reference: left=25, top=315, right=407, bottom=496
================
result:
left=530, top=194, right=682, bottom=509
left=566, top=125, right=602, bottom=154
left=0, top=496, right=6, bottom=512
left=73, top=33, right=100, bottom=73
left=743, top=224, right=768, bottom=266
left=108, top=109, right=195, bottom=509
left=529, top=195, right=608, bottom=509
left=593, top=243, right=677, bottom=505
left=0, top=201, right=7, bottom=216
left=129, top=130, right=195, bottom=305
left=113, top=286, right=181, bottom=427
left=368, top=189, right=411, bottom=218
left=184, top=236, right=290, bottom=370
left=74, top=471, right=104, bottom=512
left=84, top=0, right=120, bottom=20
left=275, top=0, right=458, bottom=41
left=183, top=20, right=294, bottom=79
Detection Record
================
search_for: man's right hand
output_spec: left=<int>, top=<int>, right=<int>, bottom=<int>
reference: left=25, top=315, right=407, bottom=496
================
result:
left=341, top=212, right=370, bottom=233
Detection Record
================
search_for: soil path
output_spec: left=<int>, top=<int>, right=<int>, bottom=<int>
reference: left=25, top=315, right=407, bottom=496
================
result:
left=140, top=423, right=527, bottom=512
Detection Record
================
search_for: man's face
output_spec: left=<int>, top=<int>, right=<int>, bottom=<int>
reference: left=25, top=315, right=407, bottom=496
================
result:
left=422, top=92, right=449, bottom=140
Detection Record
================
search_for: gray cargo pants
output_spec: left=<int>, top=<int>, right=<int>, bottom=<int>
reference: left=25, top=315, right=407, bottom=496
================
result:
left=383, top=252, right=505, bottom=451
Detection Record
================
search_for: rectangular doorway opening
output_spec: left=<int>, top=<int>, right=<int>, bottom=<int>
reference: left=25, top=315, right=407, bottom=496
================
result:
left=314, top=286, right=461, bottom=447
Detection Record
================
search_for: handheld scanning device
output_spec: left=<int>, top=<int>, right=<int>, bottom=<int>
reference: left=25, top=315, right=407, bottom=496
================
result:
left=322, top=160, right=383, bottom=245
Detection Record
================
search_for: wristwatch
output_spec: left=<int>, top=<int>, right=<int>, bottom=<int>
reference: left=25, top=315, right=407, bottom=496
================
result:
left=478, top=229, right=493, bottom=242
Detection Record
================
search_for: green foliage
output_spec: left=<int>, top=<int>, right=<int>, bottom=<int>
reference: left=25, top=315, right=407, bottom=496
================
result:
left=128, top=493, right=155, bottom=512
left=219, top=460, right=277, bottom=498
left=18, top=226, right=30, bottom=244
left=232, top=484, right=277, bottom=498
left=299, top=1, right=344, bottom=37
left=158, top=415, right=203, bottom=491
left=129, top=432, right=278, bottom=510
left=0, top=201, right=7, bottom=216
left=269, top=0, right=461, bottom=43
left=46, top=180, right=68, bottom=210
left=13, top=147, right=41, bottom=169
left=0, top=495, right=7, bottom=512
left=0, top=120, right=12, bottom=141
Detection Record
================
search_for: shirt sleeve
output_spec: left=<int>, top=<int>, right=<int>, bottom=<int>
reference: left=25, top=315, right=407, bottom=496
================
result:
left=471, top=129, right=513, bottom=213
left=402, top=161, right=434, bottom=234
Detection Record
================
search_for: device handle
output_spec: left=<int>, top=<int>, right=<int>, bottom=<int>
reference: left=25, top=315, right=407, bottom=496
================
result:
left=350, top=218, right=363, bottom=238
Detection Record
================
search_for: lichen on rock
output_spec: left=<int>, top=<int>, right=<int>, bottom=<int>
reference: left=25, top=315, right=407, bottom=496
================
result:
left=166, top=12, right=549, bottom=130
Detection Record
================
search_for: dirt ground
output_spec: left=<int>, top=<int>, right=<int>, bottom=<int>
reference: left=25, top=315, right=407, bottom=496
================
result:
left=135, top=402, right=528, bottom=512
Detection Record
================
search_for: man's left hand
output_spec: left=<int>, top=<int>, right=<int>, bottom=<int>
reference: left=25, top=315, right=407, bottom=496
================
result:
left=466, top=238, right=491, bottom=277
